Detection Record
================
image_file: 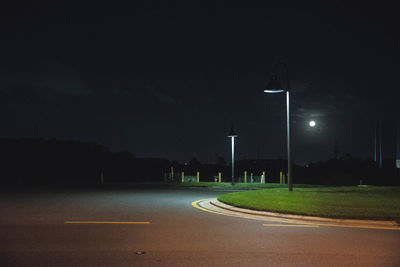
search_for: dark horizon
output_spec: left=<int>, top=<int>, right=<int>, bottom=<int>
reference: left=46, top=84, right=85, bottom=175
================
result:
left=2, top=136, right=398, bottom=166
left=2, top=137, right=399, bottom=187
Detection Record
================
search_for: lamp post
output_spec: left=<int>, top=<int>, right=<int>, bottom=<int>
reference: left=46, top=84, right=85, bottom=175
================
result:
left=228, top=125, right=237, bottom=185
left=264, top=62, right=293, bottom=191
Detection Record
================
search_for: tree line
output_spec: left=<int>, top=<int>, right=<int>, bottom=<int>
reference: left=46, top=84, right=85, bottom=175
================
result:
left=1, top=138, right=398, bottom=186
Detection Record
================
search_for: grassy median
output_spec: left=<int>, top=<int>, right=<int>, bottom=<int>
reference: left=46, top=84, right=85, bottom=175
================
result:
left=174, top=182, right=316, bottom=190
left=218, top=186, right=400, bottom=221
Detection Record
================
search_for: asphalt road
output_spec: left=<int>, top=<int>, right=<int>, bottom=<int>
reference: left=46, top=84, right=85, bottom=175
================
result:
left=1, top=186, right=400, bottom=266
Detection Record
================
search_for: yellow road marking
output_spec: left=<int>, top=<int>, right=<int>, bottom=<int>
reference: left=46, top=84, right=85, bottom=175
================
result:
left=263, top=224, right=319, bottom=228
left=192, top=199, right=272, bottom=220
left=263, top=222, right=400, bottom=230
left=192, top=199, right=245, bottom=219
left=191, top=199, right=226, bottom=216
left=64, top=221, right=150, bottom=224
left=313, top=223, right=400, bottom=231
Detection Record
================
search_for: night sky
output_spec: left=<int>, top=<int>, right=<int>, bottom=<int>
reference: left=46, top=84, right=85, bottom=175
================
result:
left=1, top=2, right=399, bottom=165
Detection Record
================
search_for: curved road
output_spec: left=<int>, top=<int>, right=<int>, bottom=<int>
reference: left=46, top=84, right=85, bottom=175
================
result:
left=1, top=186, right=400, bottom=266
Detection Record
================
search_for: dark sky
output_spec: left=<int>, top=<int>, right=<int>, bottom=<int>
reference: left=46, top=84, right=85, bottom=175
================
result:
left=1, top=1, right=399, bottom=164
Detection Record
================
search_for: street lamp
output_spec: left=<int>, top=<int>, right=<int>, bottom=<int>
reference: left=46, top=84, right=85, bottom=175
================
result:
left=264, top=62, right=293, bottom=191
left=228, top=124, right=237, bottom=185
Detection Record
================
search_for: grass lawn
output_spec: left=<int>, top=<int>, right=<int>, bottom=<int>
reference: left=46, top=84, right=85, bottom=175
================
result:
left=173, top=182, right=316, bottom=190
left=217, top=186, right=400, bottom=221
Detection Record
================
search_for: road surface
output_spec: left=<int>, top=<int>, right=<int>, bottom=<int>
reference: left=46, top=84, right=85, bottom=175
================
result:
left=1, top=186, right=399, bottom=266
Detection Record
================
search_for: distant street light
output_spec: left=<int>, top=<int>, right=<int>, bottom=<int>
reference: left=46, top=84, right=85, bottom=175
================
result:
left=309, top=120, right=316, bottom=127
left=264, top=62, right=293, bottom=191
left=228, top=125, right=237, bottom=185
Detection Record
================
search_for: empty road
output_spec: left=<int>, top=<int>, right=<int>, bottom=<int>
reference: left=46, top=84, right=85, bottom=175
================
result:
left=1, top=186, right=399, bottom=266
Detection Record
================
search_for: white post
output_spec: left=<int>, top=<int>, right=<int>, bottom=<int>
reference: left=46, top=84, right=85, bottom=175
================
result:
left=231, top=136, right=235, bottom=182
left=286, top=90, right=292, bottom=191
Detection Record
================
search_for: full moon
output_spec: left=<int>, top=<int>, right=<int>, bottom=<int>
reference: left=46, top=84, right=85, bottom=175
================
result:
left=309, top=120, right=316, bottom=127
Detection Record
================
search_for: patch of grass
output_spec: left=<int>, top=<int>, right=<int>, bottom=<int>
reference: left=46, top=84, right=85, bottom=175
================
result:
left=173, top=182, right=316, bottom=189
left=217, top=186, right=400, bottom=221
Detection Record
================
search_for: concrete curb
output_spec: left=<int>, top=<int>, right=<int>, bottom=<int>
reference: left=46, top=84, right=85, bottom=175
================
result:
left=210, top=199, right=400, bottom=228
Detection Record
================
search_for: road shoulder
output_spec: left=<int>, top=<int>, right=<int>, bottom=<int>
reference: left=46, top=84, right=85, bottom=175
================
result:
left=192, top=198, right=400, bottom=230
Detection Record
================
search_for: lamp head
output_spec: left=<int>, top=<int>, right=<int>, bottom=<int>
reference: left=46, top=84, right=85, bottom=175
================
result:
left=228, top=124, right=237, bottom=137
left=264, top=74, right=284, bottom=93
